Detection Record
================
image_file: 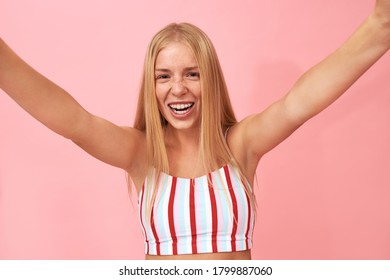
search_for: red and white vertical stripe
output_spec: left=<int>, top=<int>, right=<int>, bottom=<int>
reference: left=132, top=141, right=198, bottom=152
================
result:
left=138, top=164, right=254, bottom=256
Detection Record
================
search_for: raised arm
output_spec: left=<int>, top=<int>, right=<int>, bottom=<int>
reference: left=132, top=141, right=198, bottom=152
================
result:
left=0, top=38, right=144, bottom=173
left=232, top=0, right=390, bottom=169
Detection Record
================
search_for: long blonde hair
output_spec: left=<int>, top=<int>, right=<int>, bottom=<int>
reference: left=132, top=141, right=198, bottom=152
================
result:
left=133, top=22, right=254, bottom=211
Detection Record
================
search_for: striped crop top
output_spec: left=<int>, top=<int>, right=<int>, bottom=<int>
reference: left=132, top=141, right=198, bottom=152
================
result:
left=138, top=163, right=255, bottom=256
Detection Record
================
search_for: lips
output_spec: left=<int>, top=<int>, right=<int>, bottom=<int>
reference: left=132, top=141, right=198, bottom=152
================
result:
left=168, top=102, right=194, bottom=115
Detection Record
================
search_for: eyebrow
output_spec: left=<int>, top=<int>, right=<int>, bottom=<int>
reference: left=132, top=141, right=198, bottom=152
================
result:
left=155, top=66, right=199, bottom=72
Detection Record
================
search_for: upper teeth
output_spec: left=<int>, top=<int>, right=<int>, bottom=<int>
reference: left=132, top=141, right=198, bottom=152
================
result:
left=169, top=103, right=193, bottom=110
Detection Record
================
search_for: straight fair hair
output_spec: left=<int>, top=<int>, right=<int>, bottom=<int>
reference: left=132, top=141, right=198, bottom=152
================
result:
left=132, top=22, right=255, bottom=216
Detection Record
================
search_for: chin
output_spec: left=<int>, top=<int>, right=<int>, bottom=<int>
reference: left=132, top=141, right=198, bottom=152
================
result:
left=166, top=120, right=200, bottom=131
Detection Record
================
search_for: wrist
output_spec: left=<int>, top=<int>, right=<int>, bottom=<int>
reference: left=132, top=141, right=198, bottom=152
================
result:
left=371, top=8, right=390, bottom=29
left=368, top=11, right=390, bottom=49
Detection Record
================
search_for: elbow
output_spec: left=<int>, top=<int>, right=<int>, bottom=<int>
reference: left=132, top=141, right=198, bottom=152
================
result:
left=282, top=93, right=312, bottom=128
left=283, top=88, right=325, bottom=127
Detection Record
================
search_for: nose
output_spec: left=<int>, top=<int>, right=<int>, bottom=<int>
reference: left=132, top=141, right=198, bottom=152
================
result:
left=170, top=79, right=188, bottom=96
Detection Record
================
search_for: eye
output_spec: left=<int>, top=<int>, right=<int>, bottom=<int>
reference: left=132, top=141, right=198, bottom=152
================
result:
left=155, top=74, right=170, bottom=81
left=186, top=72, right=200, bottom=80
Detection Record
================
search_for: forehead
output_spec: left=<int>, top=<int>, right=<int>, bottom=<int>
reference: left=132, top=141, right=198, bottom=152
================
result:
left=155, top=42, right=198, bottom=69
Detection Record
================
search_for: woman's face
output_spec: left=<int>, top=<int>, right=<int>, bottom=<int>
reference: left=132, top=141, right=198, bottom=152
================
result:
left=155, top=42, right=201, bottom=131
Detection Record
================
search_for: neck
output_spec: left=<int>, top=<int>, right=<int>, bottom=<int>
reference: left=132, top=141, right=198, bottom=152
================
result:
left=164, top=125, right=200, bottom=151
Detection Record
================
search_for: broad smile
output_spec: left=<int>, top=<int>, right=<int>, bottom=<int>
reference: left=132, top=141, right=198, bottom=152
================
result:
left=168, top=102, right=195, bottom=115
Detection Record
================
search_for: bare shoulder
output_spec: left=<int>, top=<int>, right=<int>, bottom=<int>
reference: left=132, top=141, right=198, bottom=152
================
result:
left=225, top=115, right=260, bottom=183
left=71, top=116, right=148, bottom=189
left=121, top=126, right=147, bottom=167
left=226, top=104, right=300, bottom=183
left=121, top=126, right=148, bottom=192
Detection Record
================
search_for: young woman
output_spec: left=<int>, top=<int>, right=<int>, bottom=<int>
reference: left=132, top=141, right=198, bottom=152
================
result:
left=1, top=1, right=389, bottom=260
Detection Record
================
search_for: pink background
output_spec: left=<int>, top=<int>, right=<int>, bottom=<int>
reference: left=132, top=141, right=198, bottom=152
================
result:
left=1, top=0, right=389, bottom=259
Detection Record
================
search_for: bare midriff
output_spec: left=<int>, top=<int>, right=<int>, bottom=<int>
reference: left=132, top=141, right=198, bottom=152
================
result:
left=145, top=250, right=251, bottom=260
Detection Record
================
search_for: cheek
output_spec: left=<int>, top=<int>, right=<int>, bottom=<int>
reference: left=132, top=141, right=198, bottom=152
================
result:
left=155, top=89, right=169, bottom=118
left=193, top=86, right=202, bottom=100
left=155, top=86, right=166, bottom=104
